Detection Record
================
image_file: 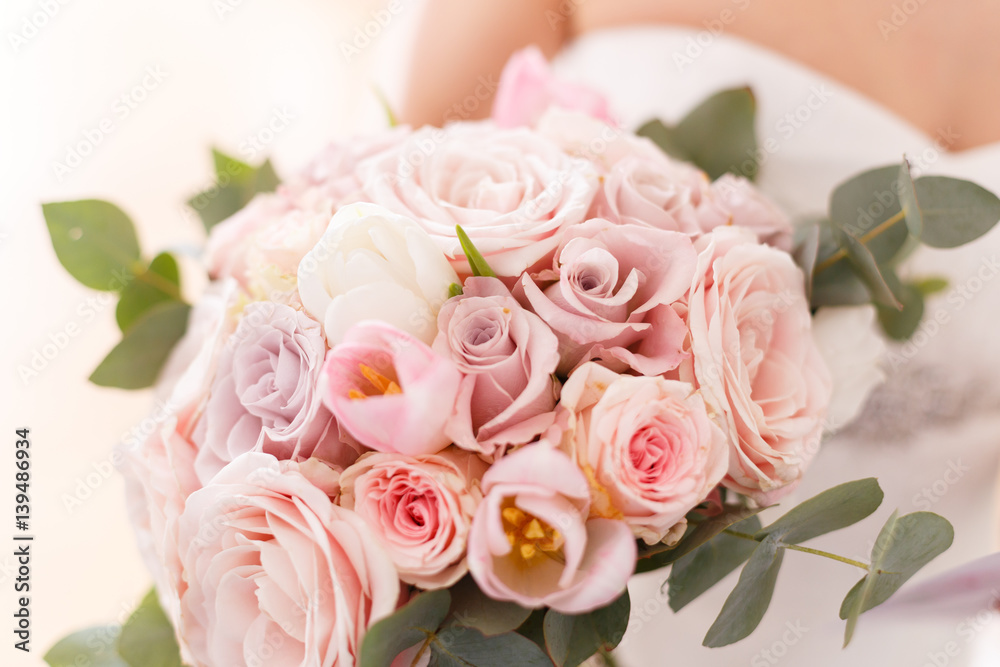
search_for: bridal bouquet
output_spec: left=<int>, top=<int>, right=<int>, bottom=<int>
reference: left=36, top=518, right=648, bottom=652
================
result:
left=42, top=48, right=1000, bottom=667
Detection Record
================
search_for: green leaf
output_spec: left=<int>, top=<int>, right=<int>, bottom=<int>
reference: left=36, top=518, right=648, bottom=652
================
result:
left=898, top=159, right=923, bottom=239
left=876, top=275, right=925, bottom=340
left=116, top=252, right=182, bottom=333
left=456, top=225, right=497, bottom=277
left=358, top=589, right=451, bottom=667
left=829, top=165, right=909, bottom=264
left=835, top=227, right=902, bottom=309
left=702, top=533, right=785, bottom=648
left=543, top=592, right=629, bottom=667
left=667, top=515, right=762, bottom=612
left=430, top=626, right=553, bottom=667
left=42, top=200, right=141, bottom=291
left=810, top=258, right=873, bottom=308
left=840, top=511, right=954, bottom=645
left=515, top=608, right=548, bottom=653
left=444, top=576, right=532, bottom=637
left=187, top=149, right=281, bottom=231
left=117, top=589, right=182, bottom=667
left=448, top=282, right=464, bottom=298
left=757, top=478, right=883, bottom=545
left=636, top=504, right=766, bottom=573
left=792, top=221, right=821, bottom=301
left=911, top=176, right=1000, bottom=248
left=44, top=627, right=129, bottom=667
left=638, top=88, right=758, bottom=181
left=90, top=301, right=192, bottom=389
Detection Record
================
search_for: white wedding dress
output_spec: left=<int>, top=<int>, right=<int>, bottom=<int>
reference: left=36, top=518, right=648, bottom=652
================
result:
left=551, top=26, right=1000, bottom=667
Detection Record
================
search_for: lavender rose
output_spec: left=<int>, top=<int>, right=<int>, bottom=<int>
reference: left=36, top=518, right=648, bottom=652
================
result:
left=518, top=218, right=697, bottom=375
left=434, top=277, right=561, bottom=460
left=193, top=301, right=358, bottom=484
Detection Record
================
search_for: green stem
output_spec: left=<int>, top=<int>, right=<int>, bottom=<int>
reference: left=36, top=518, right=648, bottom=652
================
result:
left=813, top=209, right=906, bottom=274
left=723, top=529, right=870, bottom=571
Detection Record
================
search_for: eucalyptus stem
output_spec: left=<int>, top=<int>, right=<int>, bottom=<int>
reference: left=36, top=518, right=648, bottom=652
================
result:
left=813, top=209, right=906, bottom=274
left=723, top=529, right=870, bottom=571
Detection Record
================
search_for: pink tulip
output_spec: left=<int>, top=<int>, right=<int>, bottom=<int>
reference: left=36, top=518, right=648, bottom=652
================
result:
left=321, top=321, right=462, bottom=456
left=467, top=443, right=635, bottom=613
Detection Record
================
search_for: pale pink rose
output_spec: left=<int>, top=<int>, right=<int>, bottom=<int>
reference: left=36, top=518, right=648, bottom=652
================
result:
left=518, top=218, right=697, bottom=375
left=553, top=362, right=728, bottom=544
left=119, top=411, right=199, bottom=652
left=284, top=127, right=411, bottom=204
left=492, top=46, right=616, bottom=129
left=320, top=321, right=462, bottom=456
left=677, top=227, right=832, bottom=501
left=339, top=448, right=487, bottom=589
left=467, top=443, right=635, bottom=613
left=124, top=279, right=241, bottom=646
left=434, top=277, right=560, bottom=461
left=357, top=122, right=599, bottom=277
left=594, top=152, right=730, bottom=235
left=535, top=108, right=673, bottom=172
left=706, top=174, right=794, bottom=251
left=192, top=301, right=360, bottom=484
left=177, top=452, right=400, bottom=667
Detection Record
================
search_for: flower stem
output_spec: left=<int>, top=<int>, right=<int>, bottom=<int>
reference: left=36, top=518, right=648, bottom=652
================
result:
left=813, top=209, right=907, bottom=274
left=723, top=529, right=870, bottom=571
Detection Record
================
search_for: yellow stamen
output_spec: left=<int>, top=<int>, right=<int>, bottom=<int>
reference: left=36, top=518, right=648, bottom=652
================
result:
left=359, top=364, right=402, bottom=395
left=347, top=389, right=368, bottom=401
left=500, top=500, right=564, bottom=565
left=502, top=506, right=527, bottom=526
left=519, top=543, right=537, bottom=560
left=522, top=518, right=546, bottom=540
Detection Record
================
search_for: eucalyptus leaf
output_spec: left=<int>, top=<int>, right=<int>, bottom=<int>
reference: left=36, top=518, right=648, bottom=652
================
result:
left=667, top=515, right=763, bottom=612
left=90, top=301, right=192, bottom=389
left=117, top=589, right=182, bottom=667
left=835, top=227, right=902, bottom=309
left=430, top=626, right=553, bottom=667
left=792, top=221, right=821, bottom=301
left=810, top=257, right=873, bottom=308
left=116, top=252, right=182, bottom=333
left=828, top=165, right=909, bottom=264
left=757, top=478, right=883, bottom=545
left=914, top=276, right=949, bottom=296
left=42, top=199, right=141, bottom=291
left=543, top=592, right=630, bottom=667
left=44, top=627, right=128, bottom=667
left=358, top=589, right=451, bottom=667
left=911, top=176, right=1000, bottom=248
left=877, top=276, right=925, bottom=340
left=456, top=225, right=497, bottom=277
left=638, top=88, right=758, bottom=181
left=636, top=504, right=766, bottom=572
left=703, top=533, right=785, bottom=647
left=445, top=576, right=531, bottom=637
left=187, top=149, right=280, bottom=231
left=840, top=511, right=954, bottom=645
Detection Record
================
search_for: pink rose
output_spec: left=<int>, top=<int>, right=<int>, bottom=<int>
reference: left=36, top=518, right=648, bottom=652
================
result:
left=678, top=227, right=832, bottom=501
left=320, top=321, right=462, bottom=456
left=467, top=443, right=635, bottom=613
left=492, top=46, right=616, bottom=129
left=357, top=122, right=599, bottom=277
left=518, top=218, right=697, bottom=375
left=706, top=174, right=794, bottom=251
left=339, top=448, right=487, bottom=589
left=434, top=277, right=560, bottom=460
left=177, top=452, right=400, bottom=667
left=553, top=362, right=728, bottom=544
left=192, top=301, right=359, bottom=484
left=593, top=152, right=730, bottom=235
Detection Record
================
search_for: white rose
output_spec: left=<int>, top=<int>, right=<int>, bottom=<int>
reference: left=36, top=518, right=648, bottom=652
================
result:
left=811, top=305, right=886, bottom=430
left=297, top=202, right=459, bottom=345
